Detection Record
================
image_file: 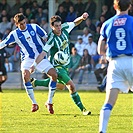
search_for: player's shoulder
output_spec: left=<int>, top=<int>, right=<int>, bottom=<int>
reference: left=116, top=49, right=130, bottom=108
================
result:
left=9, top=30, right=16, bottom=35
left=48, top=31, right=55, bottom=38
left=47, top=32, right=55, bottom=44
left=103, top=15, right=116, bottom=26
left=28, top=23, right=38, bottom=28
left=29, top=23, right=37, bottom=26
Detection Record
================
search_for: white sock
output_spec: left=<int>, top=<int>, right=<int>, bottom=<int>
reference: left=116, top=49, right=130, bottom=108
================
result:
left=47, top=80, right=56, bottom=104
left=25, top=82, right=37, bottom=104
left=99, top=109, right=111, bottom=133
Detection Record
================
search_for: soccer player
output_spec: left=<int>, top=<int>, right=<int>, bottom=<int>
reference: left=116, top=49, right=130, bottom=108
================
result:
left=0, top=13, right=57, bottom=113
left=0, top=48, right=8, bottom=92
left=98, top=0, right=133, bottom=132
left=31, top=12, right=91, bottom=115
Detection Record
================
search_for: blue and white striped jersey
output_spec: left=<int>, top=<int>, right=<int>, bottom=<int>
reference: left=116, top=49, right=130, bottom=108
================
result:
left=100, top=14, right=133, bottom=58
left=0, top=24, right=47, bottom=61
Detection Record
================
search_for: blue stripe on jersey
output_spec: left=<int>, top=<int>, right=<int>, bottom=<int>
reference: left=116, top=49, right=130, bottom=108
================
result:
left=36, top=24, right=46, bottom=38
left=5, top=34, right=15, bottom=44
left=27, top=24, right=42, bottom=53
left=16, top=28, right=35, bottom=59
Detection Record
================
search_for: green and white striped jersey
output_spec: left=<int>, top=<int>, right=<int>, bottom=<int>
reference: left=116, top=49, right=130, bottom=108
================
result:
left=43, top=22, right=75, bottom=67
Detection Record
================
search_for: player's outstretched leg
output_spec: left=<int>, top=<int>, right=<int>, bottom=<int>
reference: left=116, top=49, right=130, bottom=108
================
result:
left=30, top=78, right=50, bottom=87
left=71, top=91, right=91, bottom=115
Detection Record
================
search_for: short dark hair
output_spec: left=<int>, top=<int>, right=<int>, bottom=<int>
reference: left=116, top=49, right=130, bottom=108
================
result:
left=50, top=15, right=62, bottom=26
left=14, top=13, right=25, bottom=23
left=114, top=0, right=131, bottom=11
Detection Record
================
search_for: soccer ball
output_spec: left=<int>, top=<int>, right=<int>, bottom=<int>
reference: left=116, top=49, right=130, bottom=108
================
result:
left=54, top=51, right=69, bottom=65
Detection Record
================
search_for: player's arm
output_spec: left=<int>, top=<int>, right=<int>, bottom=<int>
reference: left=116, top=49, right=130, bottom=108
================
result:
left=35, top=24, right=48, bottom=42
left=0, top=33, right=15, bottom=49
left=97, top=36, right=106, bottom=55
left=98, top=22, right=107, bottom=55
left=74, top=12, right=89, bottom=26
left=62, top=12, right=89, bottom=34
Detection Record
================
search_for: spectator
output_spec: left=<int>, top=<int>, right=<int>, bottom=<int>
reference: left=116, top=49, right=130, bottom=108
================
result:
left=65, top=5, right=77, bottom=22
left=21, top=0, right=33, bottom=11
left=84, top=0, right=96, bottom=20
left=101, top=5, right=113, bottom=20
left=103, top=0, right=113, bottom=13
left=0, top=0, right=10, bottom=14
left=25, top=8, right=35, bottom=22
left=0, top=10, right=11, bottom=22
left=74, top=0, right=84, bottom=17
left=85, top=18, right=96, bottom=34
left=69, top=37, right=75, bottom=54
left=68, top=47, right=81, bottom=79
left=82, top=27, right=92, bottom=45
left=18, top=7, right=24, bottom=14
left=55, top=4, right=67, bottom=23
left=10, top=0, right=22, bottom=17
left=9, top=17, right=17, bottom=31
left=97, top=75, right=107, bottom=92
left=76, top=49, right=93, bottom=84
left=75, top=35, right=86, bottom=56
left=94, top=56, right=108, bottom=84
left=41, top=0, right=48, bottom=12
left=0, top=47, right=8, bottom=92
left=35, top=6, right=48, bottom=25
left=96, top=15, right=106, bottom=28
left=8, top=44, right=20, bottom=72
left=84, top=35, right=100, bottom=65
left=0, top=16, right=10, bottom=35
left=31, top=0, right=39, bottom=16
left=60, top=0, right=74, bottom=13
left=94, top=26, right=101, bottom=44
left=40, top=17, right=48, bottom=33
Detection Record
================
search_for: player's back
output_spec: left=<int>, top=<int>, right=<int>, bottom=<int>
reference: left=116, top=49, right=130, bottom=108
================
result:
left=101, top=14, right=133, bottom=58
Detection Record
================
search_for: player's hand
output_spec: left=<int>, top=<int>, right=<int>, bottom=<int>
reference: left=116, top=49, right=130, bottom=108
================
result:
left=82, top=12, right=89, bottom=20
left=29, top=65, right=35, bottom=74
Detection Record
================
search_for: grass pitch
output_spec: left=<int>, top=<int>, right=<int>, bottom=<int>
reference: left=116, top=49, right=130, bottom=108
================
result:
left=0, top=89, right=132, bottom=133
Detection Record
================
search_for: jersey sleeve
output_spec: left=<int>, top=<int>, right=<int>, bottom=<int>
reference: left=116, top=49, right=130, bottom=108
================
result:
left=0, top=32, right=15, bottom=49
left=42, top=35, right=54, bottom=53
left=100, top=22, right=107, bottom=40
left=62, top=22, right=75, bottom=33
left=36, top=24, right=48, bottom=40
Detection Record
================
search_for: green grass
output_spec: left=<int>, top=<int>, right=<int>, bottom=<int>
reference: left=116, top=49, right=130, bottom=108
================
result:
left=0, top=89, right=132, bottom=133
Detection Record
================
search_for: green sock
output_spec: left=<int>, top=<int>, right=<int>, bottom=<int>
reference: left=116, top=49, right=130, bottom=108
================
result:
left=35, top=78, right=50, bottom=87
left=71, top=92, right=85, bottom=111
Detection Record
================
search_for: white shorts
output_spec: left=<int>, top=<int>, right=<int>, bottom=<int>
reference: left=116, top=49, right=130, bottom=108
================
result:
left=21, top=57, right=53, bottom=73
left=106, top=56, right=133, bottom=93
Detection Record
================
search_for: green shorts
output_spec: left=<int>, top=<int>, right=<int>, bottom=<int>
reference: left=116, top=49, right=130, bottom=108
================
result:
left=55, top=66, right=71, bottom=85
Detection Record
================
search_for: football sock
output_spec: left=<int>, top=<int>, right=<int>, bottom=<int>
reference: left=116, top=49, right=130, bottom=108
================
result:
left=71, top=92, right=85, bottom=111
left=24, top=82, right=37, bottom=104
left=47, top=80, right=57, bottom=104
left=35, top=78, right=50, bottom=87
left=99, top=103, right=112, bottom=133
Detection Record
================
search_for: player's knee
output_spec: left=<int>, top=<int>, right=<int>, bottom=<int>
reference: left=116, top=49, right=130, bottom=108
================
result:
left=22, top=70, right=30, bottom=82
left=47, top=68, right=57, bottom=81
left=68, top=85, right=76, bottom=93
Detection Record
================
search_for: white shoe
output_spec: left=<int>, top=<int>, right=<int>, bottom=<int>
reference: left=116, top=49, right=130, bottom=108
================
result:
left=82, top=109, right=91, bottom=116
